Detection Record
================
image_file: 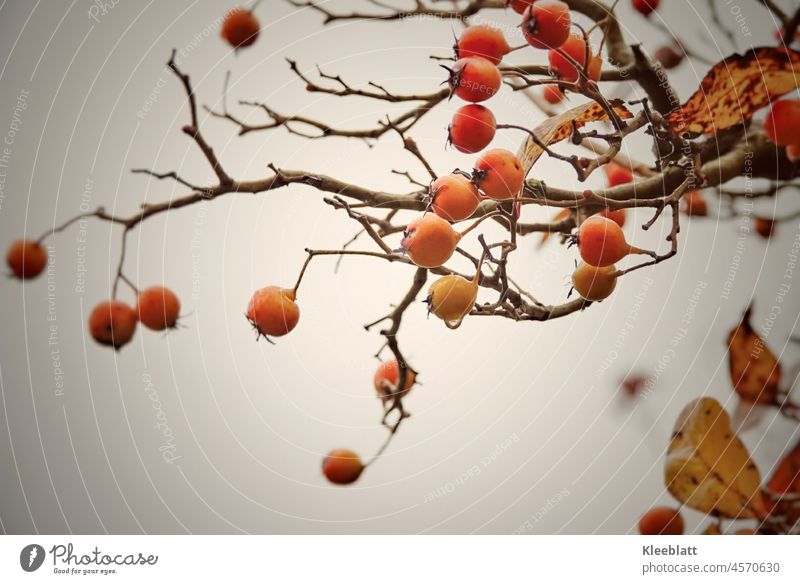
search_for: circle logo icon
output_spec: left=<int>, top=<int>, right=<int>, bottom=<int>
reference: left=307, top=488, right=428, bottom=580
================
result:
left=20, top=544, right=45, bottom=572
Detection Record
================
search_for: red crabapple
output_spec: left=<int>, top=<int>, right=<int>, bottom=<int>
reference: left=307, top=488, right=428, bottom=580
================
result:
left=542, top=85, right=565, bottom=104
left=456, top=25, right=511, bottom=65
left=322, top=449, right=363, bottom=485
left=632, top=0, right=659, bottom=17
left=763, top=100, right=800, bottom=146
left=505, top=0, right=533, bottom=15
left=571, top=262, right=618, bottom=301
left=136, top=286, right=181, bottom=331
left=374, top=359, right=416, bottom=398
left=473, top=149, right=525, bottom=200
left=604, top=162, right=633, bottom=187
left=89, top=300, right=138, bottom=350
left=522, top=1, right=572, bottom=50
left=682, top=191, right=708, bottom=217
left=246, top=286, right=300, bottom=338
left=429, top=174, right=481, bottom=222
left=401, top=214, right=461, bottom=268
left=639, top=507, right=684, bottom=535
left=6, top=239, right=47, bottom=279
left=445, top=57, right=502, bottom=103
left=755, top=217, right=775, bottom=239
left=220, top=8, right=260, bottom=49
left=548, top=33, right=602, bottom=82
left=448, top=104, right=496, bottom=154
left=578, top=216, right=647, bottom=267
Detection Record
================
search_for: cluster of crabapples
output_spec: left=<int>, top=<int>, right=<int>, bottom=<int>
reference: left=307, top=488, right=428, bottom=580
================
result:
left=5, top=240, right=181, bottom=348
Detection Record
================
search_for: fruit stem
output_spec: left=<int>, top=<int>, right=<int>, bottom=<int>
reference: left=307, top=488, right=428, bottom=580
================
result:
left=459, top=210, right=502, bottom=239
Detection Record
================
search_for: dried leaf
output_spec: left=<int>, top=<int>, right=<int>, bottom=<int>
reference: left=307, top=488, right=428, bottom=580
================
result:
left=517, top=99, right=633, bottom=173
left=726, top=305, right=781, bottom=405
left=767, top=437, right=800, bottom=495
left=667, top=47, right=800, bottom=135
left=666, top=397, right=766, bottom=519
left=701, top=522, right=722, bottom=535
left=538, top=208, right=570, bottom=246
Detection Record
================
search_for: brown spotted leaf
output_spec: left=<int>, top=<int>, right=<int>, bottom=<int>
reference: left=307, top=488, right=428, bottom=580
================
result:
left=726, top=305, right=781, bottom=405
left=667, top=47, right=800, bottom=135
left=517, top=100, right=633, bottom=174
left=666, top=397, right=766, bottom=519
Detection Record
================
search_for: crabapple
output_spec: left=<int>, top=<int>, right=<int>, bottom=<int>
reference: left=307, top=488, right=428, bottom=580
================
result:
left=548, top=33, right=602, bottom=82
left=654, top=45, right=684, bottom=69
left=598, top=208, right=626, bottom=227
left=6, top=239, right=47, bottom=279
left=542, top=85, right=565, bottom=104
left=632, top=0, right=659, bottom=17
left=763, top=100, right=800, bottom=146
left=578, top=216, right=646, bottom=267
left=429, top=174, right=481, bottom=222
left=787, top=143, right=800, bottom=162
left=604, top=162, right=633, bottom=187
left=682, top=190, right=708, bottom=217
left=638, top=507, right=684, bottom=535
left=246, top=286, right=300, bottom=338
left=220, top=7, right=260, bottom=49
left=446, top=57, right=502, bottom=103
left=571, top=262, right=618, bottom=301
left=505, top=0, right=533, bottom=14
left=456, top=25, right=511, bottom=65
left=401, top=214, right=461, bottom=268
left=448, top=104, right=496, bottom=154
left=522, top=1, right=572, bottom=50
left=473, top=149, right=525, bottom=200
left=426, top=273, right=479, bottom=325
left=89, top=300, right=138, bottom=350
left=322, top=449, right=363, bottom=485
left=136, top=286, right=181, bottom=331
left=373, top=359, right=416, bottom=398
left=754, top=217, right=775, bottom=239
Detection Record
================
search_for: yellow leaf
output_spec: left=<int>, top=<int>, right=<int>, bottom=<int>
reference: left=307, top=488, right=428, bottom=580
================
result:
left=666, top=397, right=766, bottom=519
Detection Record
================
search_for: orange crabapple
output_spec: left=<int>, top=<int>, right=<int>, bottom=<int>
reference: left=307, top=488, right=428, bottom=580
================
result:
left=632, top=0, right=659, bottom=17
left=246, top=286, right=300, bottom=338
left=597, top=208, right=626, bottom=228
left=505, top=0, right=533, bottom=15
left=6, top=239, right=48, bottom=280
left=426, top=270, right=480, bottom=325
left=322, top=449, right=363, bottom=485
left=571, top=262, right=618, bottom=301
left=220, top=7, right=260, bottom=49
left=400, top=214, right=461, bottom=268
left=763, top=100, right=800, bottom=146
left=429, top=174, right=481, bottom=222
left=682, top=190, right=708, bottom=217
left=542, top=85, right=565, bottom=104
left=373, top=359, right=416, bottom=399
left=445, top=57, right=502, bottom=103
left=448, top=104, right=496, bottom=154
left=455, top=25, right=511, bottom=65
left=638, top=507, right=684, bottom=535
left=136, top=286, right=181, bottom=331
left=548, top=33, right=602, bottom=82
left=754, top=217, right=775, bottom=239
left=473, top=149, right=525, bottom=200
left=577, top=215, right=647, bottom=267
left=522, top=1, right=572, bottom=50
left=89, top=300, right=138, bottom=350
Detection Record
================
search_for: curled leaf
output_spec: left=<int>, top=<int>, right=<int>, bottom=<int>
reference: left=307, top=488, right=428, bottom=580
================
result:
left=726, top=305, right=781, bottom=405
left=666, top=397, right=766, bottom=519
left=667, top=47, right=800, bottom=135
left=517, top=99, right=633, bottom=173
